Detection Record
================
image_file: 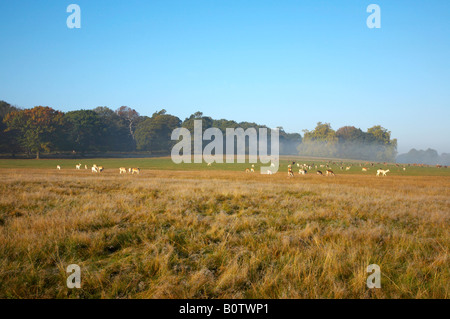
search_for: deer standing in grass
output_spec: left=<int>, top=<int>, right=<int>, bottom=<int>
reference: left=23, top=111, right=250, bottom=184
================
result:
left=326, top=169, right=335, bottom=177
left=376, top=169, right=390, bottom=176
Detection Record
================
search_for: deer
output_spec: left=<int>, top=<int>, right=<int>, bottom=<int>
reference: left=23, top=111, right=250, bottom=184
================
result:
left=376, top=169, right=390, bottom=176
left=75, top=163, right=82, bottom=170
left=131, top=168, right=140, bottom=174
left=119, top=167, right=127, bottom=174
left=288, top=168, right=294, bottom=178
left=326, top=169, right=335, bottom=177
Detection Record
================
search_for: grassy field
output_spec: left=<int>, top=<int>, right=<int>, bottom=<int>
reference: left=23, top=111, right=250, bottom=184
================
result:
left=0, top=156, right=449, bottom=176
left=0, top=159, right=449, bottom=298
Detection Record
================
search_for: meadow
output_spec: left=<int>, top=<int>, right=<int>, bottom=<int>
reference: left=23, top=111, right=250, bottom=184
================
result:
left=0, top=156, right=449, bottom=176
left=0, top=157, right=448, bottom=298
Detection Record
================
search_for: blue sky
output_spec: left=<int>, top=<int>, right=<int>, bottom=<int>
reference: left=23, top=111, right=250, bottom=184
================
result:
left=0, top=0, right=449, bottom=153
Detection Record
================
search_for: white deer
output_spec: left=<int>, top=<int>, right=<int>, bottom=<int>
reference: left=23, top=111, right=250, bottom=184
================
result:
left=56, top=165, right=61, bottom=170
left=376, top=169, right=390, bottom=176
left=119, top=167, right=127, bottom=174
left=75, top=163, right=82, bottom=170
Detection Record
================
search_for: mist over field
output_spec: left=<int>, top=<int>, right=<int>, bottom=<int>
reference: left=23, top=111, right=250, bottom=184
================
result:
left=397, top=149, right=450, bottom=166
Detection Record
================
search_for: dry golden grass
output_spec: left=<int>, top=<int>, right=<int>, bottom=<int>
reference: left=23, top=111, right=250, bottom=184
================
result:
left=0, top=169, right=448, bottom=298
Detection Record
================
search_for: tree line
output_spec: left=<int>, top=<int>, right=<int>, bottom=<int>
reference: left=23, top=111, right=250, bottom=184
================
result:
left=397, top=148, right=450, bottom=166
left=0, top=100, right=397, bottom=161
left=298, top=122, right=398, bottom=162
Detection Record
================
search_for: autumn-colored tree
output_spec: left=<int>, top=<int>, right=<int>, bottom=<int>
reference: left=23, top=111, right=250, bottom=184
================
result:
left=367, top=125, right=391, bottom=144
left=3, top=106, right=64, bottom=159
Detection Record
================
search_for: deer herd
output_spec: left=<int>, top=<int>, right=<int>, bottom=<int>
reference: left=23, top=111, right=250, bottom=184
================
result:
left=55, top=163, right=140, bottom=175
left=279, top=161, right=398, bottom=178
left=54, top=160, right=408, bottom=178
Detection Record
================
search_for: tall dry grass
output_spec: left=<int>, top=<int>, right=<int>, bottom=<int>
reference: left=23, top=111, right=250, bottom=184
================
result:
left=0, top=169, right=448, bottom=298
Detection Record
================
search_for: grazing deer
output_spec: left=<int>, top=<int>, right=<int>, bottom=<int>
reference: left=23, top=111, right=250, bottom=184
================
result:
left=119, top=167, right=127, bottom=174
left=326, top=169, right=335, bottom=177
left=376, top=169, right=390, bottom=176
left=131, top=168, right=140, bottom=174
left=91, top=166, right=98, bottom=173
left=317, top=170, right=323, bottom=176
left=56, top=165, right=61, bottom=170
left=288, top=168, right=294, bottom=178
left=346, top=166, right=351, bottom=171
left=362, top=167, right=368, bottom=172
left=299, top=169, right=307, bottom=175
left=245, top=168, right=250, bottom=173
left=75, top=163, right=82, bottom=170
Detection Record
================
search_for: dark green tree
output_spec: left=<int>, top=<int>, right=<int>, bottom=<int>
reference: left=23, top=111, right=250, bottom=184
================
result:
left=0, top=101, right=21, bottom=155
left=64, top=110, right=104, bottom=153
left=135, top=110, right=181, bottom=153
left=93, top=106, right=134, bottom=151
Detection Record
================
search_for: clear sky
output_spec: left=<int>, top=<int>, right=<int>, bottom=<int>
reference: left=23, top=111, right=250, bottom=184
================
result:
left=0, top=0, right=449, bottom=154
